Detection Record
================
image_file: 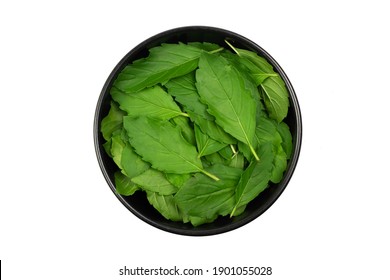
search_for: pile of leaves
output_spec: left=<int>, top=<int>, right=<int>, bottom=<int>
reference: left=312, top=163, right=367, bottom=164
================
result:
left=100, top=41, right=292, bottom=226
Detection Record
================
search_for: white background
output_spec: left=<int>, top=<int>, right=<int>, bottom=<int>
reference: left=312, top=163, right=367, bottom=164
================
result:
left=1, top=0, right=389, bottom=279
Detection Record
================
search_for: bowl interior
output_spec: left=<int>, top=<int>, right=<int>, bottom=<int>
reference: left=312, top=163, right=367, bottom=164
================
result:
left=94, top=26, right=302, bottom=236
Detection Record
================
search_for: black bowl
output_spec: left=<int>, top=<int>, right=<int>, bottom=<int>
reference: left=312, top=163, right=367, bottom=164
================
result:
left=94, top=26, right=302, bottom=236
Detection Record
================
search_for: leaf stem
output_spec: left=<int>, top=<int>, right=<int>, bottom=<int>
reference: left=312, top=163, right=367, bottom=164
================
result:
left=224, top=40, right=240, bottom=56
left=201, top=169, right=220, bottom=181
left=230, top=144, right=237, bottom=154
left=208, top=47, right=224, bottom=54
left=230, top=206, right=237, bottom=218
left=249, top=145, right=260, bottom=161
left=180, top=112, right=190, bottom=117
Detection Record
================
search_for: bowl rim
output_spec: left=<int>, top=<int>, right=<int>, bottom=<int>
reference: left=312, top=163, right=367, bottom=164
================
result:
left=93, top=25, right=302, bottom=236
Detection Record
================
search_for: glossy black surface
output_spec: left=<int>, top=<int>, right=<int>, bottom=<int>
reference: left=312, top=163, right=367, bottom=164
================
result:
left=94, top=26, right=302, bottom=236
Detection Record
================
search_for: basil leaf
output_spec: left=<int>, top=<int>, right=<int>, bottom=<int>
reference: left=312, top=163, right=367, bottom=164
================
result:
left=231, top=144, right=274, bottom=216
left=218, top=145, right=235, bottom=160
left=270, top=145, right=288, bottom=184
left=187, top=216, right=217, bottom=227
left=260, top=76, right=290, bottom=123
left=146, top=192, right=210, bottom=225
left=228, top=153, right=245, bottom=169
left=188, top=42, right=222, bottom=52
left=239, top=116, right=282, bottom=161
left=165, top=72, right=208, bottom=117
left=111, top=85, right=187, bottom=120
left=188, top=111, right=236, bottom=145
left=166, top=72, right=235, bottom=144
left=222, top=50, right=270, bottom=123
left=255, top=118, right=292, bottom=174
left=171, top=116, right=196, bottom=146
left=234, top=47, right=289, bottom=123
left=255, top=118, right=290, bottom=183
left=222, top=49, right=276, bottom=87
left=175, top=164, right=242, bottom=219
left=194, top=124, right=227, bottom=158
left=256, top=117, right=283, bottom=146
left=100, top=101, right=126, bottom=141
left=239, top=116, right=291, bottom=183
left=165, top=173, right=191, bottom=188
left=123, top=116, right=219, bottom=181
left=277, top=121, right=293, bottom=159
left=114, top=171, right=139, bottom=196
left=102, top=140, right=113, bottom=157
left=204, top=152, right=226, bottom=166
left=113, top=43, right=205, bottom=93
left=235, top=47, right=275, bottom=73
left=196, top=52, right=259, bottom=160
left=146, top=192, right=184, bottom=222
left=121, top=143, right=150, bottom=178
left=110, top=134, right=126, bottom=170
left=131, top=169, right=178, bottom=195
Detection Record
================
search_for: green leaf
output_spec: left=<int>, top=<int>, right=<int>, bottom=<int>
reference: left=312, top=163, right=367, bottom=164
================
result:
left=165, top=173, right=191, bottom=188
left=227, top=46, right=289, bottom=122
left=171, top=116, right=196, bottom=146
left=239, top=116, right=282, bottom=161
left=270, top=145, right=287, bottom=184
left=218, top=145, right=235, bottom=160
left=165, top=72, right=235, bottom=144
left=231, top=144, right=274, bottom=216
left=102, top=140, right=112, bottom=157
left=111, top=85, right=187, bottom=120
left=187, top=216, right=217, bottom=227
left=260, top=76, right=290, bottom=123
left=204, top=152, right=226, bottom=165
left=235, top=114, right=289, bottom=183
left=113, top=43, right=205, bottom=93
left=235, top=48, right=274, bottom=73
left=239, top=116, right=290, bottom=183
left=123, top=116, right=219, bottom=181
left=110, top=134, right=126, bottom=170
left=255, top=116, right=283, bottom=147
left=175, top=164, right=242, bottom=219
left=147, top=192, right=212, bottom=225
left=194, top=124, right=227, bottom=158
left=196, top=52, right=259, bottom=160
left=228, top=152, right=245, bottom=169
left=221, top=50, right=271, bottom=125
left=114, top=171, right=139, bottom=196
left=101, top=127, right=123, bottom=158
left=221, top=49, right=277, bottom=86
left=251, top=72, right=279, bottom=85
left=189, top=111, right=236, bottom=145
left=146, top=192, right=184, bottom=222
left=231, top=205, right=247, bottom=217
left=100, top=101, right=126, bottom=141
left=188, top=42, right=222, bottom=52
left=165, top=72, right=208, bottom=117
left=232, top=47, right=289, bottom=123
left=277, top=122, right=293, bottom=159
left=121, top=142, right=150, bottom=178
left=255, top=118, right=290, bottom=183
left=131, top=169, right=177, bottom=195
left=211, top=143, right=244, bottom=168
